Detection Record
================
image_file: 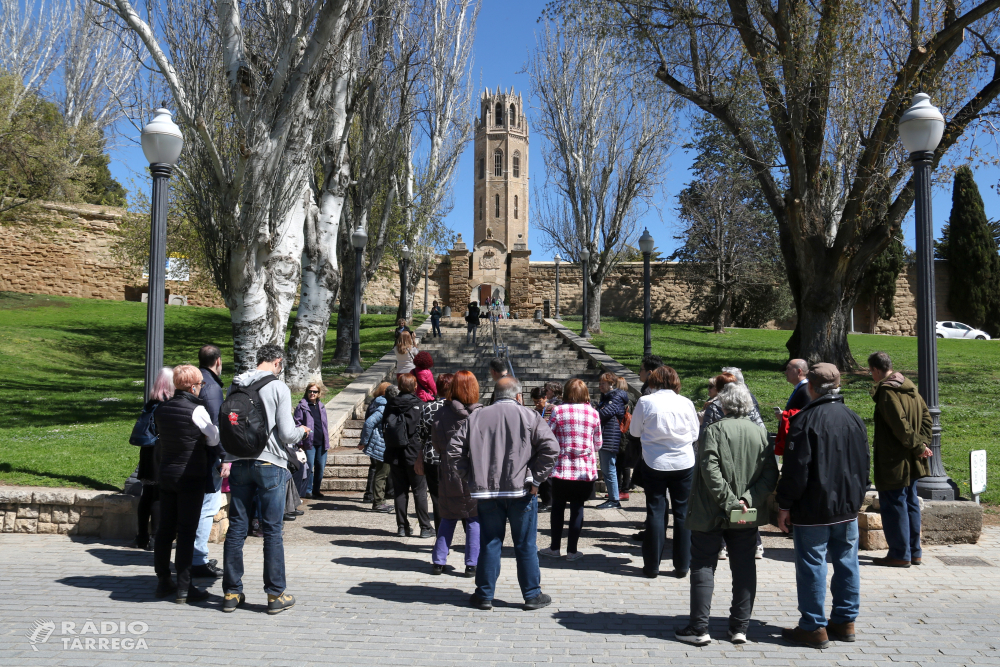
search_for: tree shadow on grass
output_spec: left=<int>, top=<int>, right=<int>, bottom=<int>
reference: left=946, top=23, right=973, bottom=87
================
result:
left=0, top=463, right=120, bottom=491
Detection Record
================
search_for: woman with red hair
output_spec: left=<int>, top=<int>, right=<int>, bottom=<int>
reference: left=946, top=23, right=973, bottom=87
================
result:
left=412, top=351, right=437, bottom=402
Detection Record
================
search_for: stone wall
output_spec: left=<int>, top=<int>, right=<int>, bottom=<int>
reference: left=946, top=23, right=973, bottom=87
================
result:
left=0, top=485, right=230, bottom=542
left=853, top=261, right=954, bottom=336
left=0, top=202, right=225, bottom=307
left=360, top=256, right=450, bottom=311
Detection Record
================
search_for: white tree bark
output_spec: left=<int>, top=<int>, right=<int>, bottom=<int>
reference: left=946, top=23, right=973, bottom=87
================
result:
left=0, top=0, right=68, bottom=119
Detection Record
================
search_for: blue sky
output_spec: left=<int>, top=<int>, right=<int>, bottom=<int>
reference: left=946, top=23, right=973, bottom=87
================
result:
left=106, top=0, right=1000, bottom=261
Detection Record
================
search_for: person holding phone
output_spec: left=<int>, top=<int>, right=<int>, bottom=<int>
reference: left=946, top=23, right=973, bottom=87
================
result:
left=675, top=382, right=779, bottom=647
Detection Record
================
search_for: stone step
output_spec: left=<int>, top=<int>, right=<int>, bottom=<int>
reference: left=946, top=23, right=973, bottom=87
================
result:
left=321, top=478, right=368, bottom=491
left=323, top=466, right=368, bottom=478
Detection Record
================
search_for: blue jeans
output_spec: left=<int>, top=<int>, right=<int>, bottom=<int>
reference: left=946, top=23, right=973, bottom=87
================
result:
left=304, top=447, right=328, bottom=496
left=431, top=319, right=441, bottom=337
left=879, top=480, right=922, bottom=561
left=792, top=520, right=861, bottom=631
left=193, top=465, right=223, bottom=565
left=224, top=461, right=290, bottom=597
left=640, top=461, right=693, bottom=574
left=475, top=494, right=541, bottom=602
left=599, top=449, right=619, bottom=501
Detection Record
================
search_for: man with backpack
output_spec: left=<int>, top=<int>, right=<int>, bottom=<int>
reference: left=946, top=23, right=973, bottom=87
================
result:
left=219, top=344, right=309, bottom=615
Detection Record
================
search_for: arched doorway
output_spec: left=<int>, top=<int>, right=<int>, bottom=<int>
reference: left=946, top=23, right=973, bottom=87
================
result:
left=470, top=283, right=505, bottom=306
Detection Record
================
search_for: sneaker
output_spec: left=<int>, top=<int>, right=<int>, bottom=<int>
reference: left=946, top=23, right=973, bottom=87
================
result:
left=464, top=565, right=476, bottom=578
left=431, top=564, right=445, bottom=575
left=283, top=513, right=297, bottom=521
left=373, top=503, right=393, bottom=513
left=565, top=550, right=584, bottom=561
left=267, top=592, right=296, bottom=615
left=222, top=592, right=245, bottom=613
left=719, top=547, right=728, bottom=560
left=469, top=594, right=493, bottom=610
left=595, top=500, right=621, bottom=510
left=538, top=503, right=551, bottom=513
left=176, top=586, right=209, bottom=605
left=728, top=629, right=748, bottom=645
left=538, top=547, right=561, bottom=558
left=523, top=593, right=552, bottom=611
left=675, top=625, right=711, bottom=646
left=291, top=510, right=304, bottom=516
left=154, top=577, right=177, bottom=598
left=191, top=563, right=223, bottom=578
left=419, top=528, right=435, bottom=538
left=755, top=545, right=764, bottom=559
left=619, top=493, right=630, bottom=501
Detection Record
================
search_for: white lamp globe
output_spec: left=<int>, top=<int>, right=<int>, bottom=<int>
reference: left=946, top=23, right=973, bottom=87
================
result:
left=401, top=244, right=412, bottom=260
left=899, top=93, right=945, bottom=154
left=554, top=253, right=561, bottom=266
left=141, top=109, right=183, bottom=165
left=579, top=248, right=590, bottom=262
left=351, top=226, right=368, bottom=250
left=638, top=228, right=655, bottom=254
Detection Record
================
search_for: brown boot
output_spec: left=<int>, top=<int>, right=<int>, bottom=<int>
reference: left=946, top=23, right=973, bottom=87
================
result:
left=827, top=621, right=856, bottom=642
left=782, top=626, right=830, bottom=649
left=911, top=557, right=922, bottom=565
left=872, top=556, right=910, bottom=567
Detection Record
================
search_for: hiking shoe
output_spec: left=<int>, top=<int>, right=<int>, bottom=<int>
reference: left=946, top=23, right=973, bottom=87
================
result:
left=719, top=547, right=728, bottom=560
left=565, top=550, right=584, bottom=561
left=431, top=564, right=445, bottom=575
left=675, top=625, right=711, bottom=646
left=176, top=586, right=209, bottom=605
left=154, top=577, right=177, bottom=598
left=373, top=503, right=392, bottom=513
left=537, top=547, right=561, bottom=558
left=523, top=593, right=552, bottom=611
left=469, top=594, right=492, bottom=610
left=419, top=528, right=435, bottom=538
left=782, top=626, right=830, bottom=649
left=267, top=592, right=296, bottom=615
left=222, top=593, right=245, bottom=613
left=464, top=566, right=476, bottom=578
left=595, top=500, right=621, bottom=510
left=827, top=621, right=856, bottom=642
left=755, top=545, right=764, bottom=559
left=727, top=629, right=748, bottom=645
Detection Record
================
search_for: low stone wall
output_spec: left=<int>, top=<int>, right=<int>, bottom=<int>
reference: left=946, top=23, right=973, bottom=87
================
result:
left=0, top=485, right=231, bottom=543
left=858, top=494, right=983, bottom=550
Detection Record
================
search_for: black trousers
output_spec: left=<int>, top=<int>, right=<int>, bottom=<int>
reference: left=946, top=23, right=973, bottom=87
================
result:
left=424, top=462, right=441, bottom=531
left=690, top=528, right=759, bottom=634
left=390, top=463, right=432, bottom=532
left=154, top=480, right=205, bottom=595
left=137, top=484, right=159, bottom=540
left=641, top=462, right=693, bottom=575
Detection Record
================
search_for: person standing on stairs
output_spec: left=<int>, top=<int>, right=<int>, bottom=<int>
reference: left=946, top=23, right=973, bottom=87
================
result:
left=465, top=301, right=481, bottom=345
left=430, top=301, right=442, bottom=338
left=539, top=379, right=603, bottom=562
left=384, top=374, right=434, bottom=538
left=394, top=331, right=418, bottom=380
left=596, top=372, right=629, bottom=510
left=412, top=352, right=438, bottom=402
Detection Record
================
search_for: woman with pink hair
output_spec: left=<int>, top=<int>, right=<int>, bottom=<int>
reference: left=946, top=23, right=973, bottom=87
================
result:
left=412, top=351, right=437, bottom=402
left=130, top=367, right=174, bottom=551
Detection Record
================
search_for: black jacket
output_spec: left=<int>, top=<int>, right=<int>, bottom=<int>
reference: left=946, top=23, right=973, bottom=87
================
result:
left=775, top=393, right=870, bottom=526
left=384, top=392, right=425, bottom=466
left=466, top=305, right=481, bottom=326
left=786, top=381, right=811, bottom=411
left=154, top=391, right=210, bottom=486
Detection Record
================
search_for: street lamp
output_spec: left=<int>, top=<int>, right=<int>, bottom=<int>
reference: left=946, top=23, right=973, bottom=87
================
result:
left=579, top=247, right=590, bottom=339
left=553, top=253, right=562, bottom=320
left=346, top=225, right=368, bottom=375
left=399, top=244, right=412, bottom=321
left=899, top=92, right=953, bottom=500
left=639, top=228, right=654, bottom=357
left=140, top=109, right=183, bottom=401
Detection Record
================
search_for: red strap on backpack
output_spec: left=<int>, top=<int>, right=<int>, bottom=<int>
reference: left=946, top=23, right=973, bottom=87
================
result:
left=774, top=408, right=800, bottom=456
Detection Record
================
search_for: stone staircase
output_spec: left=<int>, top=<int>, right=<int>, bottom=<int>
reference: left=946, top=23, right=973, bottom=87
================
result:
left=321, top=318, right=605, bottom=493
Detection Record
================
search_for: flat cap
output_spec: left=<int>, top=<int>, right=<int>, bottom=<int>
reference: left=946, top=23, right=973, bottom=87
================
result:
left=807, top=362, right=840, bottom=386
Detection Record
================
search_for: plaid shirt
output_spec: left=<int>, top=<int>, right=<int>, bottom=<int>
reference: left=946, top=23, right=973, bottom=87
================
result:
left=547, top=403, right=603, bottom=481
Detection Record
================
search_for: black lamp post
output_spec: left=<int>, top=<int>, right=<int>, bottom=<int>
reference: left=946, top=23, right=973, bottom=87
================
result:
left=140, top=109, right=183, bottom=401
left=554, top=253, right=561, bottom=320
left=399, top=244, right=412, bottom=320
left=898, top=92, right=954, bottom=500
left=639, top=228, right=654, bottom=357
left=579, top=247, right=590, bottom=339
left=346, top=225, right=368, bottom=375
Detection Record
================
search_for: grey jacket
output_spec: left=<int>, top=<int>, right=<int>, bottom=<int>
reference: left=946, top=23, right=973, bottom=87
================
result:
left=447, top=398, right=559, bottom=499
left=226, top=369, right=304, bottom=469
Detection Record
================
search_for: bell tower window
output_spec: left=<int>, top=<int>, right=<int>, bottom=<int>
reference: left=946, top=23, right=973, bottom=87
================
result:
left=478, top=157, right=484, bottom=179
left=512, top=152, right=520, bottom=178
left=494, top=149, right=503, bottom=177
left=514, top=195, right=518, bottom=219
left=495, top=194, right=500, bottom=218
left=510, top=103, right=517, bottom=126
left=495, top=102, right=504, bottom=125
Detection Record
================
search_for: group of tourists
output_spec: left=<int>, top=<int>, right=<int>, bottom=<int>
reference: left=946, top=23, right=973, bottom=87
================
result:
left=129, top=314, right=934, bottom=648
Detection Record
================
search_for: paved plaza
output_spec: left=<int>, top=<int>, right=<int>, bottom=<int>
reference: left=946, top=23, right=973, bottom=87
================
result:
left=1, top=493, right=999, bottom=666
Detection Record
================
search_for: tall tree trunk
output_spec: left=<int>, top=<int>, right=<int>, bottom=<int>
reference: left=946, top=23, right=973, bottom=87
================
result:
left=713, top=287, right=729, bottom=334
left=333, top=213, right=356, bottom=363
left=585, top=278, right=602, bottom=335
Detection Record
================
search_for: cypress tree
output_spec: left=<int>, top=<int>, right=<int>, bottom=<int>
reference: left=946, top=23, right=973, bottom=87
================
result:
left=944, top=166, right=1000, bottom=334
left=859, top=230, right=906, bottom=331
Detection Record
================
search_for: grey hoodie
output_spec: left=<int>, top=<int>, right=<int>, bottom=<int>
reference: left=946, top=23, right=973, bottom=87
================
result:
left=226, top=369, right=304, bottom=468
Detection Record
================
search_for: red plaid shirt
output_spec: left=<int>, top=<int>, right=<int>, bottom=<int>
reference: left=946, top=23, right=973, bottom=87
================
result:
left=547, top=403, right=603, bottom=481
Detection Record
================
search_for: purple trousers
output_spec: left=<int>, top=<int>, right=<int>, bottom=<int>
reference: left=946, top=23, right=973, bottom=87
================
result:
left=432, top=517, right=481, bottom=566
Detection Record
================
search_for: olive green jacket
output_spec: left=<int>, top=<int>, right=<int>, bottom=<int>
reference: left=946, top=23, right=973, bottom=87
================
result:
left=686, top=416, right=779, bottom=533
left=872, top=373, right=932, bottom=491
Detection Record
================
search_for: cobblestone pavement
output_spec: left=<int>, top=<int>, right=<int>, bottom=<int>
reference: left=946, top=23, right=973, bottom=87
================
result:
left=2, top=492, right=999, bottom=666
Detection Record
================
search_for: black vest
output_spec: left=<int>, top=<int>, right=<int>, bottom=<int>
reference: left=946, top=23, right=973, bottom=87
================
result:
left=154, top=392, right=208, bottom=485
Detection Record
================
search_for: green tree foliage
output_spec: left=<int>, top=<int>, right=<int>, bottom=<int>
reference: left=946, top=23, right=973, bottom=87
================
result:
left=936, top=218, right=1000, bottom=260
left=859, top=230, right=906, bottom=331
left=0, top=72, right=124, bottom=213
left=941, top=166, right=1000, bottom=334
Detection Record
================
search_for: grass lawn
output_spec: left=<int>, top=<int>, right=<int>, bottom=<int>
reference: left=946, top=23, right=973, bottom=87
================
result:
left=0, top=292, right=422, bottom=491
left=564, top=317, right=1000, bottom=506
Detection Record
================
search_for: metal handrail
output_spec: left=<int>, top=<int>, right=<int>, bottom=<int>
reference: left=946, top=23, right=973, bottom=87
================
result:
left=484, top=303, right=515, bottom=379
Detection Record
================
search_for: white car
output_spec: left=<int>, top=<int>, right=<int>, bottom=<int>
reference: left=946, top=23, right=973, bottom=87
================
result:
left=936, top=321, right=991, bottom=340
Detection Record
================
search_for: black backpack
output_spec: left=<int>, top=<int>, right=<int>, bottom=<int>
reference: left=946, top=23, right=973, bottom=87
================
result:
left=383, top=404, right=419, bottom=456
left=129, top=402, right=160, bottom=446
left=219, top=376, right=277, bottom=458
